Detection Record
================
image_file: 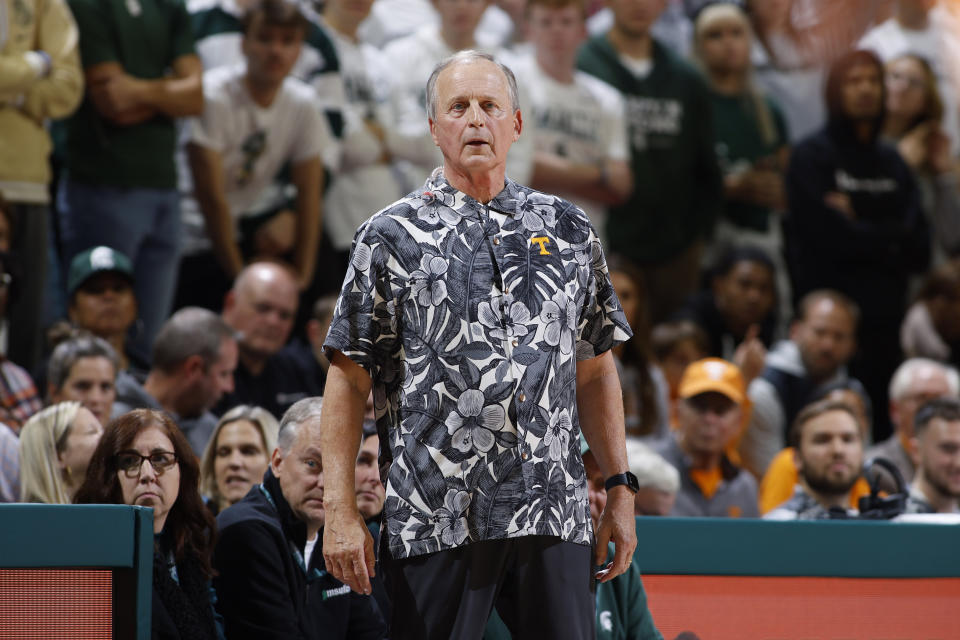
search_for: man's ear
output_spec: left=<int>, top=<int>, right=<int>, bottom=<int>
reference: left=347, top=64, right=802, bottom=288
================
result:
left=513, top=109, right=522, bottom=141
left=270, top=447, right=283, bottom=477
left=183, top=354, right=206, bottom=379
left=429, top=118, right=440, bottom=147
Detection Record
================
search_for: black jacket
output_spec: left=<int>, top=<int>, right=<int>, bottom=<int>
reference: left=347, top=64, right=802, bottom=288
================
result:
left=213, top=469, right=387, bottom=640
left=784, top=119, right=930, bottom=324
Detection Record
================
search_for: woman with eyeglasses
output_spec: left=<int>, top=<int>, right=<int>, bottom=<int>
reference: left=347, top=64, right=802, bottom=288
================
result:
left=75, top=409, right=222, bottom=640
left=19, top=401, right=102, bottom=503
left=882, top=53, right=960, bottom=265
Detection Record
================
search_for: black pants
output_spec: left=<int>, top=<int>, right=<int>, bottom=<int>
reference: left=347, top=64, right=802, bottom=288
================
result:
left=381, top=536, right=595, bottom=640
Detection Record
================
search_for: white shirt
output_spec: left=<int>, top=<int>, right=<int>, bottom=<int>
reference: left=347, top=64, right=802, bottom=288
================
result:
left=859, top=5, right=960, bottom=153
left=178, top=65, right=328, bottom=254
left=512, top=55, right=628, bottom=241
left=304, top=534, right=318, bottom=567
left=324, top=22, right=406, bottom=250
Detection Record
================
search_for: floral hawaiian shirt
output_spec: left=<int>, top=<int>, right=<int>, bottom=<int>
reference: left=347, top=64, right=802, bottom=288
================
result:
left=324, top=172, right=632, bottom=559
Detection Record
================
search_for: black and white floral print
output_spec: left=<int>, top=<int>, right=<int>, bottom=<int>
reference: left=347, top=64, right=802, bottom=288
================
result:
left=325, top=173, right=632, bottom=559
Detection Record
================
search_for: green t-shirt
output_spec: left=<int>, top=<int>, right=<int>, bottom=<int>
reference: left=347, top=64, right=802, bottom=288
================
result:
left=710, top=90, right=789, bottom=232
left=66, top=0, right=196, bottom=189
left=576, top=36, right=723, bottom=264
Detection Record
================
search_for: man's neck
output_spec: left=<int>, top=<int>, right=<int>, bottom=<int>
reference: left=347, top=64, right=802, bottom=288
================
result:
left=800, top=478, right=848, bottom=510
left=914, top=474, right=960, bottom=513
left=442, top=28, right=476, bottom=53
left=107, top=334, right=129, bottom=371
left=678, top=435, right=722, bottom=470
left=443, top=166, right=506, bottom=204
left=239, top=348, right=269, bottom=376
left=709, top=72, right=746, bottom=96
left=897, top=1, right=933, bottom=30
left=607, top=26, right=653, bottom=61
left=323, top=8, right=361, bottom=41
left=245, top=75, right=283, bottom=108
left=535, top=52, right=576, bottom=84
left=853, top=120, right=875, bottom=144
left=143, top=373, right=182, bottom=417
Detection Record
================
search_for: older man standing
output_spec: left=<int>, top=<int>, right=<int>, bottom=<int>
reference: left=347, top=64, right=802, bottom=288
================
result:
left=319, top=51, right=637, bottom=639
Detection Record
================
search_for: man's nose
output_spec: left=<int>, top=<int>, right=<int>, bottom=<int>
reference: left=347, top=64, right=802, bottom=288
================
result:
left=468, top=100, right=484, bottom=124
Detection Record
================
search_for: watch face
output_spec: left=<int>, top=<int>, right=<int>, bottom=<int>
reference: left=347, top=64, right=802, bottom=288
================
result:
left=626, top=471, right=640, bottom=493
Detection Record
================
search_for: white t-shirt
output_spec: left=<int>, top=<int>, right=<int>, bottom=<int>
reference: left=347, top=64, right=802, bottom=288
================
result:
left=513, top=56, right=628, bottom=240
left=382, top=24, right=533, bottom=190
left=859, top=6, right=960, bottom=153
left=187, top=0, right=345, bottom=169
left=178, top=65, right=329, bottom=255
left=304, top=534, right=318, bottom=568
left=324, top=23, right=406, bottom=251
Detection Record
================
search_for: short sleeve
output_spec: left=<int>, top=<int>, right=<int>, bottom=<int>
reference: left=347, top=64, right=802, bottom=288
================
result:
left=323, top=221, right=400, bottom=376
left=167, top=0, right=197, bottom=62
left=186, top=87, right=228, bottom=152
left=574, top=218, right=633, bottom=360
left=69, top=0, right=118, bottom=67
left=290, top=94, right=327, bottom=164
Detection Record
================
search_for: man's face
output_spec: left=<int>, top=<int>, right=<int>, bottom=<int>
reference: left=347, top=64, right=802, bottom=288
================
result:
left=677, top=391, right=742, bottom=457
left=891, top=367, right=954, bottom=439
left=916, top=418, right=960, bottom=499
left=69, top=272, right=137, bottom=338
left=582, top=450, right=606, bottom=530
left=712, top=260, right=775, bottom=332
left=634, top=486, right=674, bottom=516
left=697, top=15, right=751, bottom=76
left=796, top=410, right=863, bottom=497
left=607, top=0, right=666, bottom=39
left=429, top=59, right=521, bottom=179
left=51, top=356, right=117, bottom=425
left=355, top=434, right=385, bottom=519
left=223, top=268, right=298, bottom=358
left=841, top=62, right=883, bottom=121
left=433, top=0, right=489, bottom=43
left=190, top=338, right=238, bottom=416
left=792, top=299, right=857, bottom=381
left=272, top=423, right=325, bottom=531
left=243, top=15, right=304, bottom=89
left=527, top=4, right=586, bottom=63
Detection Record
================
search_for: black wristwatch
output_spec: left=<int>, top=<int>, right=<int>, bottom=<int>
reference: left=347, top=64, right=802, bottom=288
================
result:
left=605, top=471, right=639, bottom=494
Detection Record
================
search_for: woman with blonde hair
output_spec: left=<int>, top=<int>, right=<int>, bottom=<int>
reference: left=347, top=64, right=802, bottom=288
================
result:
left=19, top=401, right=102, bottom=503
left=199, top=405, right=279, bottom=514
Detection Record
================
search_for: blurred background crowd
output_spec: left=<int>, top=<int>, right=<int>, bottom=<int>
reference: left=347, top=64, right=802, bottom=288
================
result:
left=3, top=0, right=960, bottom=636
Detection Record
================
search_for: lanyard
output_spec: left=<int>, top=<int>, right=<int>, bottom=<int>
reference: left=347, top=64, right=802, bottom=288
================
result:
left=258, top=483, right=326, bottom=584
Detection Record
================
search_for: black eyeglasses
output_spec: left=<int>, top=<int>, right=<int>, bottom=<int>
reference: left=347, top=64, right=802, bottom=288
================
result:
left=115, top=451, right=178, bottom=478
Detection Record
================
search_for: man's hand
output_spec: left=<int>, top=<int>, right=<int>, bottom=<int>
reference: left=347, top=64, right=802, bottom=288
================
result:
left=322, top=507, right=376, bottom=595
left=593, top=485, right=637, bottom=583
left=89, top=72, right=144, bottom=119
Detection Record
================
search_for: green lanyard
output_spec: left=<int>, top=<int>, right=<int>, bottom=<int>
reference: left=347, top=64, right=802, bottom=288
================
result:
left=258, top=483, right=326, bottom=584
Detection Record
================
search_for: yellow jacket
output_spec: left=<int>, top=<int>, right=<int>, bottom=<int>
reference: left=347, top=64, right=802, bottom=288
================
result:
left=0, top=0, right=83, bottom=202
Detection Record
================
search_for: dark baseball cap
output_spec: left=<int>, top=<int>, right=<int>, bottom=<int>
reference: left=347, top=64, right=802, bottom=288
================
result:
left=67, top=246, right=134, bottom=297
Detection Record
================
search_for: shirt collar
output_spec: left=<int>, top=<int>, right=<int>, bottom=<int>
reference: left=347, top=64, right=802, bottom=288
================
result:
left=422, top=171, right=525, bottom=221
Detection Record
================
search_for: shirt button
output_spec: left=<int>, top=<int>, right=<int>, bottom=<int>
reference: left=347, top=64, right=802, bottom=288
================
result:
left=493, top=236, right=501, bottom=245
left=521, top=451, right=529, bottom=461
left=503, top=286, right=510, bottom=295
left=511, top=339, right=519, bottom=348
left=517, top=392, right=526, bottom=402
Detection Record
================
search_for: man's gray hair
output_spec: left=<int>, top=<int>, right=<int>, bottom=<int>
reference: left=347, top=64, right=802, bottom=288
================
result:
left=425, top=50, right=520, bottom=121
left=888, top=358, right=960, bottom=402
left=277, top=397, right=324, bottom=453
left=626, top=440, right=680, bottom=495
left=152, top=307, right=237, bottom=374
left=48, top=335, right=120, bottom=393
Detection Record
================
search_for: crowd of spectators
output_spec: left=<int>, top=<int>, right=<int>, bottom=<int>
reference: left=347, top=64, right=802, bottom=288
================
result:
left=4, top=0, right=960, bottom=637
